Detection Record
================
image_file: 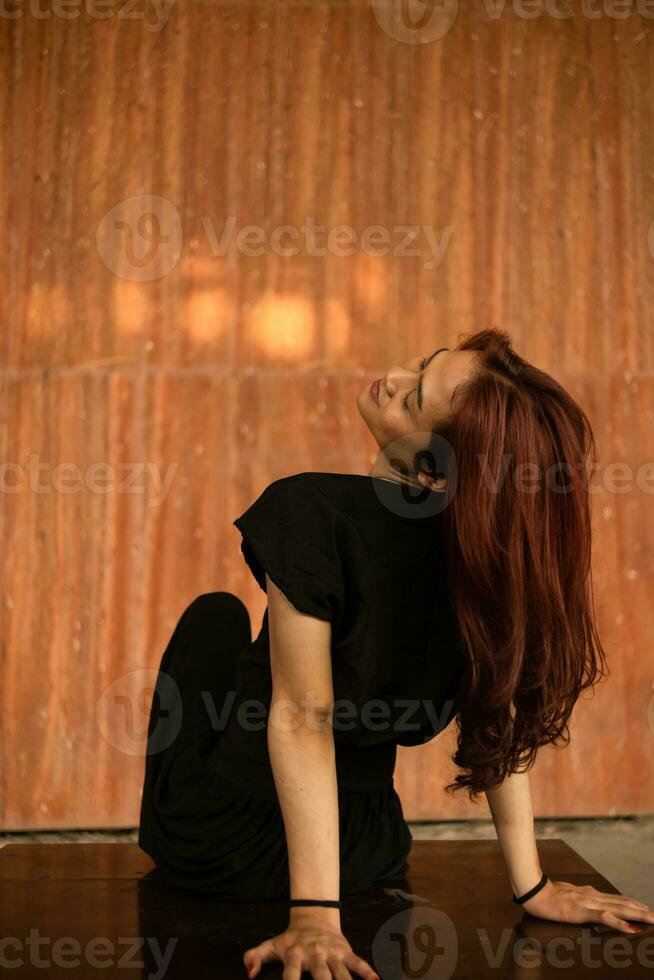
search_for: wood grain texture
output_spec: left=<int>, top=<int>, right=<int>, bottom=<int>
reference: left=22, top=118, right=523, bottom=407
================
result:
left=1, top=1, right=653, bottom=827
left=0, top=840, right=624, bottom=979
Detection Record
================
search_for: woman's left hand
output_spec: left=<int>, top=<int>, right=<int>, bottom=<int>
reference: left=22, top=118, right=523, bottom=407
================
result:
left=520, top=879, right=654, bottom=934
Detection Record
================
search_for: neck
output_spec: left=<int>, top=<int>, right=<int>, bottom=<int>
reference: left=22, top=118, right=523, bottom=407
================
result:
left=367, top=461, right=424, bottom=492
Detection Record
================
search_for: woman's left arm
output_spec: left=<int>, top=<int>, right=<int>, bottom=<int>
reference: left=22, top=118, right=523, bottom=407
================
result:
left=485, top=769, right=654, bottom=934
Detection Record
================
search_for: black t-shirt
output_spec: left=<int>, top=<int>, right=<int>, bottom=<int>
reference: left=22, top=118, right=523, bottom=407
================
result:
left=210, top=471, right=466, bottom=800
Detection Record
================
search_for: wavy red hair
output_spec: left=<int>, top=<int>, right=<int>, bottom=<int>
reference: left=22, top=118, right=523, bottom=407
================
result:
left=426, top=329, right=609, bottom=801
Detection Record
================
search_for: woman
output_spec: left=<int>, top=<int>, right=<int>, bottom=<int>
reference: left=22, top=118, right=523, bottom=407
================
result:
left=138, top=328, right=654, bottom=979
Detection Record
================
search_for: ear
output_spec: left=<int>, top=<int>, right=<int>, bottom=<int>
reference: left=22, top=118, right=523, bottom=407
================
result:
left=417, top=471, right=447, bottom=493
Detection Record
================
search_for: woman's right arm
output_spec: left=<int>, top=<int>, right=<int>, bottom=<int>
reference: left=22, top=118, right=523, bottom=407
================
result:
left=243, top=573, right=379, bottom=980
left=267, top=570, right=340, bottom=922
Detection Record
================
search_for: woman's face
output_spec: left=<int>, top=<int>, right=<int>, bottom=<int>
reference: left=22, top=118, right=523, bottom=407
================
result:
left=356, top=346, right=481, bottom=485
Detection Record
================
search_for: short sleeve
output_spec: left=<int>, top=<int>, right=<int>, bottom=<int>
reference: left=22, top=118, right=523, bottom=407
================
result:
left=233, top=476, right=355, bottom=625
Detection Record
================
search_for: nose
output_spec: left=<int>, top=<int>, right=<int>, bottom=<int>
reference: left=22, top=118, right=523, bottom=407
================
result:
left=384, top=365, right=414, bottom=397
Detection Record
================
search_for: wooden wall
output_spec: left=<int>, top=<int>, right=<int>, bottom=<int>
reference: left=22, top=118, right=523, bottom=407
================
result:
left=2, top=0, right=653, bottom=828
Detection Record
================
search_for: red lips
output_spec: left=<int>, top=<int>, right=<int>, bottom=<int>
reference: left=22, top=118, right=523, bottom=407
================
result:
left=370, top=378, right=381, bottom=405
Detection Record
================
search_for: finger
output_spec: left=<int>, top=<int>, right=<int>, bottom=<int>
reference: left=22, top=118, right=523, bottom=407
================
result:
left=307, top=953, right=332, bottom=980
left=343, top=951, right=381, bottom=979
left=244, top=938, right=278, bottom=977
left=593, top=892, right=654, bottom=917
left=604, top=902, right=654, bottom=924
left=595, top=909, right=641, bottom=935
left=587, top=895, right=654, bottom=925
left=282, top=946, right=304, bottom=980
left=326, top=956, right=354, bottom=980
left=589, top=888, right=648, bottom=907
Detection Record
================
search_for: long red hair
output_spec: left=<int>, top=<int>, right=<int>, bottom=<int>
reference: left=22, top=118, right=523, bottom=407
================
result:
left=429, top=329, right=609, bottom=801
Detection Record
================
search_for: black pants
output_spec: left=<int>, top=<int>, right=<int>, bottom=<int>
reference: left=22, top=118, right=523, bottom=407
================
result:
left=140, top=591, right=250, bottom=762
left=138, top=592, right=410, bottom=901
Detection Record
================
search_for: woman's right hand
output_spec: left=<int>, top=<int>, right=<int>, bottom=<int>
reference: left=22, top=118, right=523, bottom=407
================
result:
left=242, top=910, right=381, bottom=979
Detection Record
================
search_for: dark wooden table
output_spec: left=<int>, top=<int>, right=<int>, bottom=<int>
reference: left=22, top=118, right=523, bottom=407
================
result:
left=0, top=839, right=652, bottom=978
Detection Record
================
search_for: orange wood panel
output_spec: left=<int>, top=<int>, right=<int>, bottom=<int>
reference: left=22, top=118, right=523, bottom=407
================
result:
left=1, top=1, right=653, bottom=827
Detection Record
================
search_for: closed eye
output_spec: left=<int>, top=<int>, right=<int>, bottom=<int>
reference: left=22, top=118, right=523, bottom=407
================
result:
left=402, top=357, right=426, bottom=411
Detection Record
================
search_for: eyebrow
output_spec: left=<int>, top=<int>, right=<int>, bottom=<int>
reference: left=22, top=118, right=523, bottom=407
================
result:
left=417, top=347, right=448, bottom=413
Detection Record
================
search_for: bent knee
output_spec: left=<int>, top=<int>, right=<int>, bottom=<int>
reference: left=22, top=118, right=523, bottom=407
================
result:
left=179, top=591, right=250, bottom=639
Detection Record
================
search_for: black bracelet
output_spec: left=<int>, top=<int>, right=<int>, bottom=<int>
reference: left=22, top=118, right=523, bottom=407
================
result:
left=513, top=872, right=549, bottom=905
left=290, top=899, right=341, bottom=909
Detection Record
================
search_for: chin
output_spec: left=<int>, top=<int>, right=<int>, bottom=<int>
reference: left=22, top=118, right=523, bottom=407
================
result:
left=356, top=397, right=381, bottom=446
left=355, top=387, right=373, bottom=423
left=353, top=389, right=368, bottom=426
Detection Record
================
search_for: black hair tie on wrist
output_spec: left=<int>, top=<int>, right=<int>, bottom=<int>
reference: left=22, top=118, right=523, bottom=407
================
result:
left=290, top=899, right=341, bottom=909
left=513, top=873, right=548, bottom=905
